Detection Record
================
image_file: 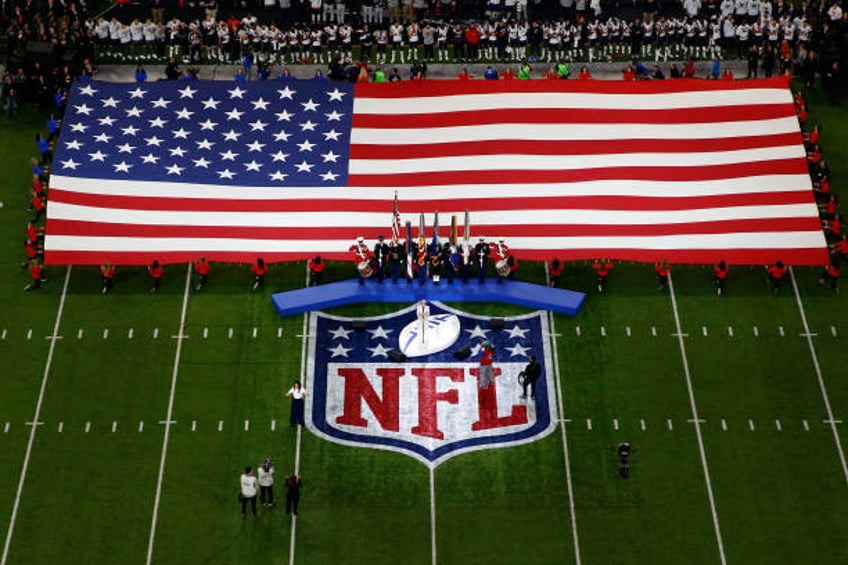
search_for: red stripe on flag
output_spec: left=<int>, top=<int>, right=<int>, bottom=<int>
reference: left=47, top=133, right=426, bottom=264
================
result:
left=348, top=159, right=809, bottom=187
left=352, top=105, right=795, bottom=128
left=350, top=133, right=802, bottom=160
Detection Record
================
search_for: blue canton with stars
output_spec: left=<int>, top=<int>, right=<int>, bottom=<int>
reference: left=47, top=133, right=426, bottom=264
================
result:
left=54, top=80, right=354, bottom=186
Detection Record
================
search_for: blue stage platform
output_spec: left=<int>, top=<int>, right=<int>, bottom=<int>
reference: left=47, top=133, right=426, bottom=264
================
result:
left=271, top=279, right=585, bottom=317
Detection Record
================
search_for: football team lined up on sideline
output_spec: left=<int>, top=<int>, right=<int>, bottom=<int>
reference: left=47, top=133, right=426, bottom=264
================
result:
left=87, top=2, right=827, bottom=67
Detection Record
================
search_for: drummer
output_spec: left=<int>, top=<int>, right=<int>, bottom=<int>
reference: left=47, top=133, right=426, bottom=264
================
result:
left=493, top=237, right=512, bottom=284
left=349, top=236, right=374, bottom=285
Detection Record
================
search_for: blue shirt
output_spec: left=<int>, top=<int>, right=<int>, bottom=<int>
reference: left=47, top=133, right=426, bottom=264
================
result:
left=47, top=118, right=58, bottom=133
left=234, top=73, right=247, bottom=82
left=37, top=138, right=49, bottom=153
left=484, top=68, right=498, bottom=80
left=135, top=70, right=147, bottom=83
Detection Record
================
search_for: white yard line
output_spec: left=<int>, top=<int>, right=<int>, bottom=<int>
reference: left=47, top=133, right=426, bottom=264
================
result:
left=145, top=264, right=193, bottom=565
left=789, top=267, right=848, bottom=486
left=289, top=263, right=311, bottom=565
left=667, top=274, right=727, bottom=565
left=429, top=468, right=437, bottom=565
left=1, top=266, right=72, bottom=565
left=545, top=262, right=581, bottom=565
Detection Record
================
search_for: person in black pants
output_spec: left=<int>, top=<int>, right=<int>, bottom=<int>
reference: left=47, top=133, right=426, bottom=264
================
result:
left=240, top=466, right=258, bottom=517
left=519, top=354, right=542, bottom=399
left=474, top=237, right=490, bottom=283
left=373, top=235, right=390, bottom=283
left=285, top=474, right=302, bottom=516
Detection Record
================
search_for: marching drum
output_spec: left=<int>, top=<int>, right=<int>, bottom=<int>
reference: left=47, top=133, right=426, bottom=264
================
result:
left=357, top=260, right=374, bottom=278
left=495, top=259, right=511, bottom=277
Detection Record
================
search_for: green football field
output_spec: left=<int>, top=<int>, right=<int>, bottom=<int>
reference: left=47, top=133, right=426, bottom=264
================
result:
left=1, top=86, right=847, bottom=565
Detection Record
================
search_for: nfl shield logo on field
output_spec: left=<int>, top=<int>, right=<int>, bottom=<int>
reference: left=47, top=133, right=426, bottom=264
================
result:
left=306, top=303, right=558, bottom=468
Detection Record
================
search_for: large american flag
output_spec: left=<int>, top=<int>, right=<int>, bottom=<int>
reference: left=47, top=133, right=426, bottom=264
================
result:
left=45, top=77, right=828, bottom=266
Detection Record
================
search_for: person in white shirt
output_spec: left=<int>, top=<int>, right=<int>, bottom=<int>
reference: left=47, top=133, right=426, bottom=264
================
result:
left=416, top=299, right=430, bottom=344
left=240, top=467, right=258, bottom=517
left=257, top=458, right=275, bottom=508
left=286, top=381, right=308, bottom=426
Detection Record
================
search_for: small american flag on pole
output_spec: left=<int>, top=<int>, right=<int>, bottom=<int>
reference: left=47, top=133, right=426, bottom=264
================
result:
left=391, top=190, right=402, bottom=245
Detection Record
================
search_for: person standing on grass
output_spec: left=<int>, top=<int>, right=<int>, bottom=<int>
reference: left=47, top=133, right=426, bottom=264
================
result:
left=100, top=261, right=115, bottom=294
left=519, top=354, right=542, bottom=399
left=820, top=260, right=841, bottom=293
left=24, top=259, right=46, bottom=291
left=548, top=259, right=563, bottom=288
left=308, top=256, right=325, bottom=286
left=286, top=380, right=307, bottom=426
left=285, top=473, right=302, bottom=516
left=477, top=342, right=495, bottom=390
left=767, top=260, right=786, bottom=295
left=240, top=466, right=259, bottom=518
left=251, top=257, right=268, bottom=290
left=257, top=458, right=275, bottom=508
left=30, top=191, right=46, bottom=223
left=148, top=259, right=163, bottom=293
left=715, top=261, right=729, bottom=296
left=195, top=256, right=210, bottom=290
left=35, top=132, right=52, bottom=164
left=655, top=259, right=671, bottom=292
left=593, top=259, right=613, bottom=293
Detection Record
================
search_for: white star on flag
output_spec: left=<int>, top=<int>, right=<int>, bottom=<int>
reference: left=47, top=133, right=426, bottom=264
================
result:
left=322, top=151, right=340, bottom=163
left=295, top=160, right=314, bottom=173
left=269, top=170, right=287, bottom=181
left=175, top=107, right=194, bottom=120
left=327, top=88, right=346, bottom=101
left=367, top=326, right=394, bottom=340
left=251, top=97, right=270, bottom=110
left=277, top=86, right=295, bottom=99
left=320, top=171, right=340, bottom=182
left=101, top=96, right=119, bottom=108
left=88, top=150, right=107, bottom=161
left=248, top=119, right=267, bottom=131
left=70, top=123, right=88, bottom=133
left=78, top=84, right=98, bottom=96
left=222, top=129, right=241, bottom=141
left=148, top=116, right=167, bottom=128
left=244, top=160, right=262, bottom=172
left=172, top=128, right=190, bottom=139
left=246, top=140, right=266, bottom=152
left=225, top=107, right=244, bottom=121
left=325, top=110, right=344, bottom=121
left=128, top=87, right=146, bottom=99
left=201, top=97, right=220, bottom=109
left=323, top=129, right=342, bottom=141
left=193, top=157, right=211, bottom=168
left=74, top=104, right=93, bottom=115
left=220, top=149, right=238, bottom=161
left=178, top=86, right=198, bottom=98
left=166, top=164, right=185, bottom=175
left=217, top=168, right=235, bottom=179
left=150, top=97, right=170, bottom=109
left=275, top=109, right=293, bottom=121
left=301, top=99, right=320, bottom=112
left=116, top=143, right=136, bottom=154
left=228, top=86, right=247, bottom=99
left=273, top=130, right=291, bottom=142
left=505, top=325, right=530, bottom=339
left=196, top=138, right=215, bottom=150
left=60, top=158, right=80, bottom=170
left=327, top=343, right=353, bottom=358
left=121, top=125, right=139, bottom=136
left=93, top=133, right=112, bottom=143
left=64, top=140, right=83, bottom=150
left=113, top=161, right=132, bottom=173
left=300, top=120, right=317, bottom=131
left=141, top=153, right=159, bottom=164
left=198, top=118, right=218, bottom=131
left=367, top=344, right=391, bottom=358
left=98, top=116, right=117, bottom=126
left=145, top=135, right=163, bottom=146
left=297, top=139, right=316, bottom=152
left=329, top=326, right=353, bottom=340
left=271, top=151, right=289, bottom=162
left=169, top=147, right=187, bottom=157
left=125, top=106, right=143, bottom=117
